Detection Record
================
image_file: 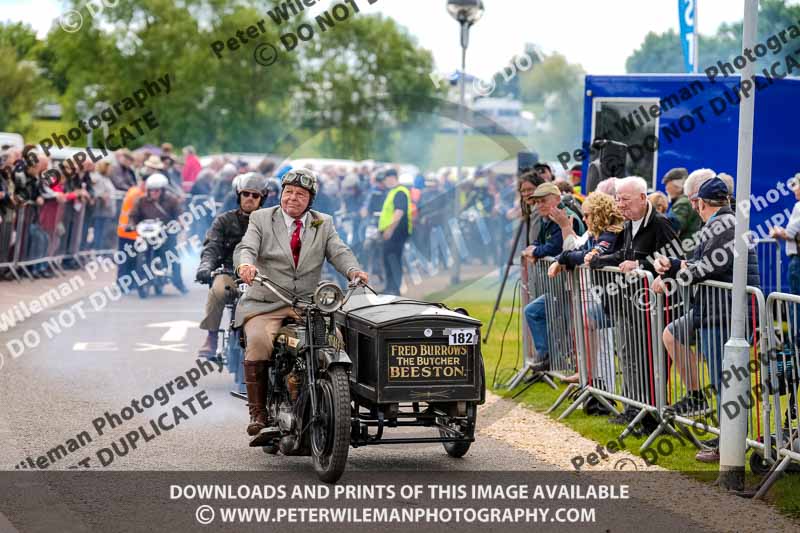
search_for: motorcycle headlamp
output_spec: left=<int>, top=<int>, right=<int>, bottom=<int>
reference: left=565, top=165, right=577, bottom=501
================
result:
left=314, top=282, right=344, bottom=313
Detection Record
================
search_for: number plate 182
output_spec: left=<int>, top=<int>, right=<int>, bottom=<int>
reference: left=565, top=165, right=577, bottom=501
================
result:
left=448, top=328, right=476, bottom=345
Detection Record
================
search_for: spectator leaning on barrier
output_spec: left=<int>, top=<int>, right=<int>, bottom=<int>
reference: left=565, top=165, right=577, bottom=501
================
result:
left=521, top=182, right=585, bottom=365
left=662, top=167, right=702, bottom=248
left=546, top=192, right=624, bottom=388
left=770, top=173, right=800, bottom=299
left=16, top=151, right=51, bottom=277
left=590, top=176, right=679, bottom=431
left=654, top=177, right=761, bottom=464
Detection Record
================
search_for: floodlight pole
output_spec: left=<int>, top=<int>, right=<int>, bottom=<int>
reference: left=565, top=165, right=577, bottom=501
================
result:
left=718, top=0, right=758, bottom=492
left=452, top=22, right=471, bottom=285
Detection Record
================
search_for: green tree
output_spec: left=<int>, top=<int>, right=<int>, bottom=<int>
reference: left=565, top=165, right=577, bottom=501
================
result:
left=28, top=0, right=442, bottom=163
left=0, top=22, right=50, bottom=135
left=626, top=0, right=800, bottom=74
left=518, top=52, right=585, bottom=161
left=289, top=11, right=442, bottom=163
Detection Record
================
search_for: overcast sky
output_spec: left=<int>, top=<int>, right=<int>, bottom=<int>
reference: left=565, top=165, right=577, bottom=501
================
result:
left=2, top=0, right=793, bottom=77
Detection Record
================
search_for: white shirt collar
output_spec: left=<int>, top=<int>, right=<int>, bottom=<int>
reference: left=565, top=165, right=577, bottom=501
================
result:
left=281, top=208, right=308, bottom=230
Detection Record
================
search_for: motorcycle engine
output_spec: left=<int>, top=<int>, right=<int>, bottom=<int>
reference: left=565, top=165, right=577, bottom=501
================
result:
left=277, top=402, right=296, bottom=432
left=274, top=325, right=306, bottom=356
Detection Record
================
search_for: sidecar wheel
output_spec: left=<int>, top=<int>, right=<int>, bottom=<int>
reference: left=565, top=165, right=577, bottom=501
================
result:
left=440, top=403, right=476, bottom=458
left=311, top=366, right=351, bottom=483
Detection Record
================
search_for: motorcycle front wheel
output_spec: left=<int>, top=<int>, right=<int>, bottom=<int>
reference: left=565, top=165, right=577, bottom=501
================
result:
left=310, top=366, right=351, bottom=483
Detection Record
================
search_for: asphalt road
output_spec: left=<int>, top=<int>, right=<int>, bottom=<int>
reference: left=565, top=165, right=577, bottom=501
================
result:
left=0, top=279, right=724, bottom=531
left=0, top=281, right=537, bottom=473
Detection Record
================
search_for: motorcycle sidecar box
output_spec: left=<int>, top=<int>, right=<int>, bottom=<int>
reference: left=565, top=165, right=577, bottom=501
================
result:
left=334, top=294, right=485, bottom=406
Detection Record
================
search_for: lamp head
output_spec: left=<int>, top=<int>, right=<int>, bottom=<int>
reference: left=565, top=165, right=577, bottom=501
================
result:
left=447, top=0, right=484, bottom=25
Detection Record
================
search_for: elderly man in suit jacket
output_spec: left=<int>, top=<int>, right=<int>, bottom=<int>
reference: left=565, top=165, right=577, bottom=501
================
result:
left=234, top=168, right=368, bottom=436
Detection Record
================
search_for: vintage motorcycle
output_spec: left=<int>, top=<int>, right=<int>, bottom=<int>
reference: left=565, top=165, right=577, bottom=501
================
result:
left=133, top=219, right=174, bottom=298
left=235, top=273, right=485, bottom=483
left=236, top=274, right=358, bottom=482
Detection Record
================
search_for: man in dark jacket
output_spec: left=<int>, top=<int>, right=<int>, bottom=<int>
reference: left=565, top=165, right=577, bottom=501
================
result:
left=194, top=174, right=265, bottom=357
left=654, top=176, right=760, bottom=463
left=522, top=183, right=585, bottom=363
left=590, top=176, right=680, bottom=430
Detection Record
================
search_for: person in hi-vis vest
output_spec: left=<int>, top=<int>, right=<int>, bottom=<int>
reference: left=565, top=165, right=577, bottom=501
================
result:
left=378, top=169, right=412, bottom=295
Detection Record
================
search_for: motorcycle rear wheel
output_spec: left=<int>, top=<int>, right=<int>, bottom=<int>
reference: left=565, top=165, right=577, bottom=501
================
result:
left=311, top=366, right=351, bottom=483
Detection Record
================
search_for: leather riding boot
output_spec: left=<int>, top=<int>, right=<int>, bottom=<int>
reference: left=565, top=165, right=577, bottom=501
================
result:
left=197, top=331, right=219, bottom=358
left=243, top=360, right=269, bottom=435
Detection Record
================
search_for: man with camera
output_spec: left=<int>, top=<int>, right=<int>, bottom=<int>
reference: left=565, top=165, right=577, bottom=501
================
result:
left=194, top=173, right=266, bottom=358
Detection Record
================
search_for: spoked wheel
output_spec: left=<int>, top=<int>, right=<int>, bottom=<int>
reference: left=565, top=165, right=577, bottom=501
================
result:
left=439, top=403, right=476, bottom=458
left=311, top=366, right=351, bottom=483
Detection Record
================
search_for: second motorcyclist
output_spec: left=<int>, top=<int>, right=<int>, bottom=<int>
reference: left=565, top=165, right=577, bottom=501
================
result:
left=129, top=173, right=188, bottom=295
left=194, top=173, right=266, bottom=357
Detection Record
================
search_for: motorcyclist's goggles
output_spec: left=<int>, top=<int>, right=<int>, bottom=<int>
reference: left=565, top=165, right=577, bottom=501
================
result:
left=283, top=170, right=317, bottom=193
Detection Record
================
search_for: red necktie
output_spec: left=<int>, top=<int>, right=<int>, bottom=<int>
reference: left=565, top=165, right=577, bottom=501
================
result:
left=290, top=219, right=303, bottom=267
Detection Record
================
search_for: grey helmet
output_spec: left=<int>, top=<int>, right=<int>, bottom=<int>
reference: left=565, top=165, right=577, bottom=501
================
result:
left=237, top=172, right=266, bottom=205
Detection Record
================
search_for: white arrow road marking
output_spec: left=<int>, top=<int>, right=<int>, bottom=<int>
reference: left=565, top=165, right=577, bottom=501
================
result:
left=73, top=342, right=119, bottom=351
left=134, top=343, right=187, bottom=352
left=146, top=320, right=199, bottom=342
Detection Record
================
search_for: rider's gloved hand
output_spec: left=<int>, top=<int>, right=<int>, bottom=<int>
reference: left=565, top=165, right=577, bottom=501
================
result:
left=195, top=268, right=212, bottom=285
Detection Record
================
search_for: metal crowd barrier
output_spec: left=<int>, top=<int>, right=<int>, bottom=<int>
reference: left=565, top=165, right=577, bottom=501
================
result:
left=755, top=238, right=782, bottom=294
left=0, top=210, right=19, bottom=280
left=657, top=280, right=772, bottom=456
left=0, top=197, right=120, bottom=282
left=755, top=291, right=800, bottom=497
left=502, top=256, right=555, bottom=390
left=513, top=260, right=778, bottom=454
left=555, top=266, right=664, bottom=447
